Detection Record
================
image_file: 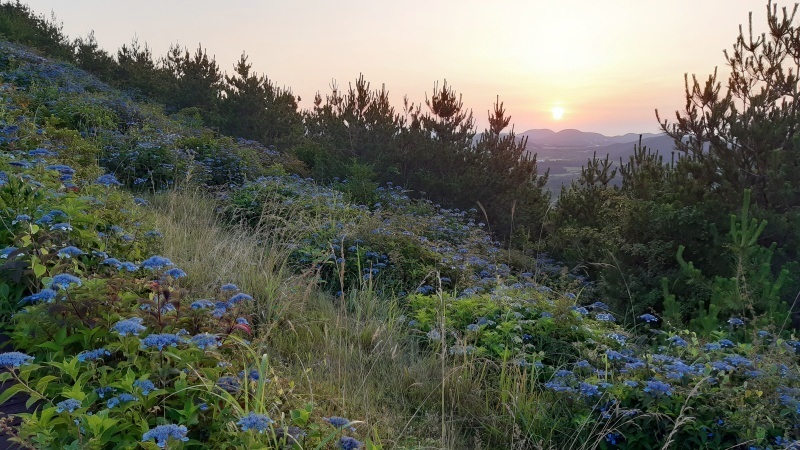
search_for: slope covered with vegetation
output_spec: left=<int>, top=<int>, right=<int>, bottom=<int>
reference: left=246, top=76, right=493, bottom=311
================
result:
left=0, top=2, right=799, bottom=449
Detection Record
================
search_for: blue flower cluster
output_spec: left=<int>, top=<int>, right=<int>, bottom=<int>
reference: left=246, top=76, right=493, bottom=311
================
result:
left=112, top=317, right=146, bottom=336
left=236, top=412, right=273, bottom=432
left=55, top=398, right=81, bottom=413
left=77, top=348, right=110, bottom=362
left=141, top=424, right=189, bottom=448
left=140, top=333, right=184, bottom=350
left=0, top=351, right=34, bottom=368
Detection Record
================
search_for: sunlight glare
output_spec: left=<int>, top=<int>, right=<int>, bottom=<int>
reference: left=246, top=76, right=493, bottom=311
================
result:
left=551, top=106, right=565, bottom=120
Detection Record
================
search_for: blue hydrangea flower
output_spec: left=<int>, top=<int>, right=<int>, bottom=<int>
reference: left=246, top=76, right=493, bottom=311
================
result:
left=107, top=393, right=138, bottom=408
left=595, top=313, right=615, bottom=322
left=55, top=398, right=81, bottom=413
left=235, top=317, right=249, bottom=325
left=191, top=333, right=219, bottom=350
left=724, top=355, right=753, bottom=367
left=607, top=333, right=627, bottom=345
left=50, top=223, right=73, bottom=232
left=718, top=339, right=735, bottom=348
left=50, top=274, right=82, bottom=290
left=102, top=257, right=122, bottom=268
left=141, top=333, right=183, bottom=350
left=0, top=247, right=17, bottom=259
left=757, top=330, right=770, bottom=338
left=728, top=317, right=745, bottom=327
left=164, top=268, right=186, bottom=279
left=338, top=436, right=363, bottom=450
left=605, top=433, right=621, bottom=446
left=142, top=424, right=189, bottom=448
left=12, top=214, right=31, bottom=224
left=77, top=348, right=110, bottom=362
left=606, top=349, right=627, bottom=361
left=134, top=379, right=156, bottom=395
left=141, top=256, right=174, bottom=271
left=704, top=342, right=721, bottom=352
left=20, top=288, right=57, bottom=304
left=575, top=360, right=593, bottom=369
left=0, top=352, right=34, bottom=368
left=227, top=293, right=253, bottom=305
left=710, top=360, right=733, bottom=372
left=239, top=369, right=260, bottom=381
left=191, top=299, right=215, bottom=309
left=28, top=148, right=54, bottom=157
left=112, top=317, right=146, bottom=336
left=643, top=380, right=672, bottom=397
left=96, top=174, right=122, bottom=186
left=668, top=336, right=688, bottom=347
left=221, top=283, right=239, bottom=291
left=639, top=313, right=658, bottom=323
left=57, top=246, right=85, bottom=258
left=325, top=416, right=352, bottom=429
left=579, top=382, right=600, bottom=398
left=133, top=197, right=149, bottom=206
left=95, top=387, right=116, bottom=398
left=118, top=262, right=139, bottom=272
left=46, top=164, right=75, bottom=175
left=217, top=376, right=241, bottom=393
left=237, top=412, right=274, bottom=432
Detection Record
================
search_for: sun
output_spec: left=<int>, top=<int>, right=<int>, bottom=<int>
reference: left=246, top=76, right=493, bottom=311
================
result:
left=551, top=106, right=565, bottom=120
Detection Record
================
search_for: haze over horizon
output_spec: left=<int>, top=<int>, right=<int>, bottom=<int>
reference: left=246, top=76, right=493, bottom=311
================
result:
left=21, top=0, right=774, bottom=135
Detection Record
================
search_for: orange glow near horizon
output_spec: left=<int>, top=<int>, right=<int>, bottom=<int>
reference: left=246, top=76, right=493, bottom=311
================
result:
left=20, top=0, right=771, bottom=135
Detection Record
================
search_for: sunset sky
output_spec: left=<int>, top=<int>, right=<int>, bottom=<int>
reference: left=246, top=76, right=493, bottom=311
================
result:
left=23, top=0, right=776, bottom=135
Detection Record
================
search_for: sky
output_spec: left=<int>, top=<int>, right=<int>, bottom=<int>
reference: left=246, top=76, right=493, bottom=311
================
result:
left=22, top=0, right=777, bottom=135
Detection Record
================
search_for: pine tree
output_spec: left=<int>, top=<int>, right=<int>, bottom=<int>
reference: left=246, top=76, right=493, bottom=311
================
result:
left=219, top=53, right=300, bottom=146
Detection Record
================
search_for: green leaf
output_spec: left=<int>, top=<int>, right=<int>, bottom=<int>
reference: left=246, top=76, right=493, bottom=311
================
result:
left=34, top=375, right=58, bottom=393
left=33, top=263, right=46, bottom=278
left=0, top=384, right=26, bottom=405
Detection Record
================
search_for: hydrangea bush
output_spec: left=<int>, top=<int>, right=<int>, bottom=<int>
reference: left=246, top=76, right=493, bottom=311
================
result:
left=0, top=48, right=377, bottom=449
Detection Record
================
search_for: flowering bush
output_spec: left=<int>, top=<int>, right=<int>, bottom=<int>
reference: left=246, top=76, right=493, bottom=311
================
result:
left=0, top=52, right=378, bottom=449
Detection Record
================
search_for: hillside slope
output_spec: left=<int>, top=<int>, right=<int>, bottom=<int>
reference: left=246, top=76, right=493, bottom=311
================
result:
left=0, top=41, right=798, bottom=450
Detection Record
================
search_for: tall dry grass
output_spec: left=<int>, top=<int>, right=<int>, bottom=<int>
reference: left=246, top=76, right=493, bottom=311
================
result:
left=148, top=188, right=619, bottom=449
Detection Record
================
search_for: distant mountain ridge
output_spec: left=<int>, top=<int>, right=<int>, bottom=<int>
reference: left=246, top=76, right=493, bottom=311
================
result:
left=520, top=128, right=660, bottom=149
left=516, top=128, right=680, bottom=194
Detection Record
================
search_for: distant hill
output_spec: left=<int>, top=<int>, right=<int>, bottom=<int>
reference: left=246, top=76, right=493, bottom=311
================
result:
left=520, top=128, right=660, bottom=149
left=517, top=129, right=679, bottom=194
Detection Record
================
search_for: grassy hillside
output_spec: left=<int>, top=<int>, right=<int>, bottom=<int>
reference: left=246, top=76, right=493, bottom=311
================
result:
left=0, top=34, right=799, bottom=450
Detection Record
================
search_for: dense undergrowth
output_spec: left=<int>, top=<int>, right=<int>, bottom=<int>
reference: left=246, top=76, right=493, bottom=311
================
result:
left=0, top=8, right=799, bottom=450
